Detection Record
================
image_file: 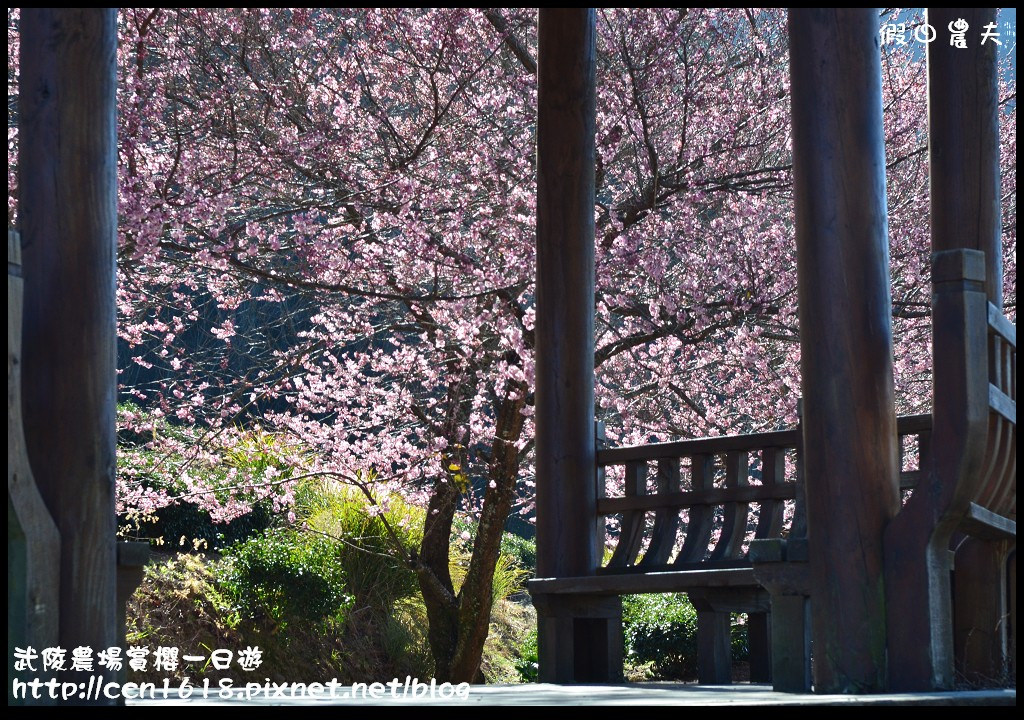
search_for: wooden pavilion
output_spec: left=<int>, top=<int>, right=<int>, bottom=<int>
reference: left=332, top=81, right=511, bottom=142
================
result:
left=529, top=7, right=1014, bottom=692
left=8, top=7, right=1016, bottom=704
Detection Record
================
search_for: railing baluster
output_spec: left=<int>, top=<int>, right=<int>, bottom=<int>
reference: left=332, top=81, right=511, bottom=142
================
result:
left=989, top=331, right=1001, bottom=389
left=755, top=447, right=785, bottom=539
left=639, top=458, right=681, bottom=567
left=676, top=454, right=715, bottom=564
left=999, top=338, right=1016, bottom=513
left=976, top=415, right=1003, bottom=509
left=917, top=428, right=931, bottom=473
left=1009, top=338, right=1016, bottom=400
left=993, top=415, right=1015, bottom=513
left=982, top=333, right=1017, bottom=515
left=606, top=461, right=646, bottom=568
left=792, top=445, right=808, bottom=540
left=898, top=429, right=906, bottom=472
left=709, top=451, right=749, bottom=560
left=992, top=340, right=1015, bottom=515
left=790, top=403, right=808, bottom=540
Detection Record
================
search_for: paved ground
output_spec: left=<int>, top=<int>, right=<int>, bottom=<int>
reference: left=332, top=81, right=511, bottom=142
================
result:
left=130, top=682, right=1015, bottom=706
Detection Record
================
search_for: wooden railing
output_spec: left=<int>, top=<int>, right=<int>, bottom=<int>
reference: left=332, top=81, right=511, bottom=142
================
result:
left=976, top=302, right=1016, bottom=522
left=596, top=414, right=933, bottom=574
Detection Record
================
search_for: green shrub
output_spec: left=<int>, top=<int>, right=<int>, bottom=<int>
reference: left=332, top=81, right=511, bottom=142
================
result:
left=500, top=532, right=537, bottom=575
left=127, top=554, right=356, bottom=685
left=514, top=627, right=539, bottom=683
left=218, top=529, right=352, bottom=625
left=623, top=593, right=700, bottom=679
left=124, top=501, right=273, bottom=552
left=623, top=593, right=749, bottom=680
left=730, top=613, right=750, bottom=662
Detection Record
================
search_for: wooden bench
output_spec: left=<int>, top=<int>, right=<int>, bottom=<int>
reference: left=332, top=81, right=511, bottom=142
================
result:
left=528, top=415, right=932, bottom=684
left=750, top=249, right=1015, bottom=692
left=884, top=249, right=1016, bottom=690
left=528, top=249, right=1014, bottom=689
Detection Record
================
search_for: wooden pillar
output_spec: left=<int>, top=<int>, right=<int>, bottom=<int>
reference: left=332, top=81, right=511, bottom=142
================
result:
left=927, top=8, right=1002, bottom=305
left=533, top=8, right=619, bottom=683
left=535, top=7, right=597, bottom=580
left=927, top=8, right=1012, bottom=687
left=886, top=250, right=990, bottom=691
left=789, top=8, right=900, bottom=693
left=19, top=9, right=119, bottom=700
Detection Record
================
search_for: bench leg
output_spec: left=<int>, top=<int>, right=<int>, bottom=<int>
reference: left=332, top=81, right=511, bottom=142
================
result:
left=954, top=537, right=1012, bottom=685
left=533, top=594, right=623, bottom=683
left=884, top=516, right=957, bottom=690
left=748, top=611, right=772, bottom=683
left=770, top=594, right=811, bottom=692
left=696, top=609, right=732, bottom=684
left=1010, top=551, right=1017, bottom=682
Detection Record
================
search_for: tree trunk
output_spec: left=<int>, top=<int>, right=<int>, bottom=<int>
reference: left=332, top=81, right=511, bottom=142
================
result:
left=415, top=389, right=526, bottom=683
left=450, top=391, right=526, bottom=680
left=416, top=479, right=460, bottom=680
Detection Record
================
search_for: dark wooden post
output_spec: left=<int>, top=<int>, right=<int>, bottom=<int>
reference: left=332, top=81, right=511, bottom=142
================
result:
left=927, top=7, right=1012, bottom=686
left=927, top=8, right=1002, bottom=305
left=533, top=8, right=621, bottom=683
left=535, top=3, right=597, bottom=589
left=789, top=8, right=900, bottom=693
left=19, top=9, right=119, bottom=700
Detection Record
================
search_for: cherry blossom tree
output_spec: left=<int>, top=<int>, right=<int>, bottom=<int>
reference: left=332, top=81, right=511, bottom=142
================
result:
left=8, top=8, right=1015, bottom=682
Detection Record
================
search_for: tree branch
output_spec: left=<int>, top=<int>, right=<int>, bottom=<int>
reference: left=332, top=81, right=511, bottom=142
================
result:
left=480, top=8, right=536, bottom=76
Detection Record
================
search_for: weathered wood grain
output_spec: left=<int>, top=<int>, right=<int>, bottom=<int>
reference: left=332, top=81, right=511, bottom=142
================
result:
left=708, top=451, right=750, bottom=561
left=790, top=8, right=900, bottom=693
left=927, top=8, right=1003, bottom=307
left=638, top=458, right=681, bottom=567
left=19, top=10, right=119, bottom=695
left=598, top=428, right=798, bottom=464
left=532, top=8, right=614, bottom=685
left=605, top=462, right=646, bottom=568
left=675, top=454, right=716, bottom=565
left=534, top=7, right=597, bottom=581
left=530, top=567, right=758, bottom=596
